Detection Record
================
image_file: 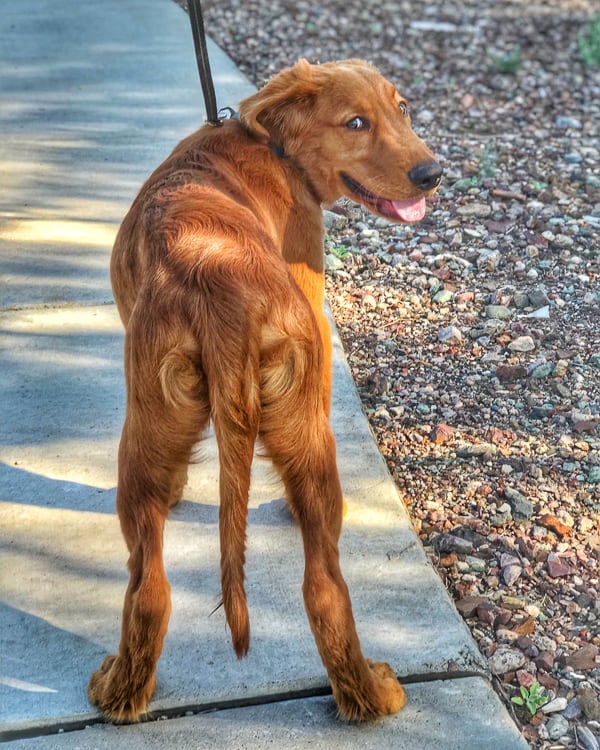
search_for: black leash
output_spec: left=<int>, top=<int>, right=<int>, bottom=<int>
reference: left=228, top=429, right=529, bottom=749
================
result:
left=187, top=0, right=222, bottom=126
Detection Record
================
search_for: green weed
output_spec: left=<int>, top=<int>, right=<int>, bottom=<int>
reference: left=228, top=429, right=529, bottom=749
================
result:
left=511, top=682, right=548, bottom=715
left=489, top=48, right=523, bottom=75
left=579, top=13, right=600, bottom=66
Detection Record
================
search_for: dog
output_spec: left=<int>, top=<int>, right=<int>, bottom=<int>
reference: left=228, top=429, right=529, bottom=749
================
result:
left=88, top=58, right=442, bottom=723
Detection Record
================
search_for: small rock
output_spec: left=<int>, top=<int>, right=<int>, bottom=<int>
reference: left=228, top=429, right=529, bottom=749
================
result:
left=496, top=364, right=528, bottom=382
left=546, top=715, right=569, bottom=741
left=508, top=335, right=536, bottom=352
left=433, top=533, right=474, bottom=555
left=502, top=563, right=522, bottom=586
left=563, top=698, right=583, bottom=720
left=477, top=602, right=498, bottom=625
left=578, top=688, right=600, bottom=721
left=455, top=290, right=475, bottom=304
left=501, top=595, right=527, bottom=611
left=515, top=636, right=537, bottom=657
left=485, top=304, right=512, bottom=320
left=577, top=726, right=600, bottom=750
left=562, top=644, right=599, bottom=671
left=555, top=115, right=582, bottom=129
left=538, top=514, right=572, bottom=538
left=537, top=672, right=559, bottom=693
left=438, top=324, right=462, bottom=342
left=513, top=292, right=530, bottom=309
left=455, top=595, right=488, bottom=618
left=488, top=645, right=526, bottom=675
left=433, top=289, right=454, bottom=304
left=325, top=254, right=346, bottom=271
left=465, top=555, right=486, bottom=573
left=430, top=423, right=455, bottom=444
left=530, top=403, right=554, bottom=419
left=477, top=249, right=501, bottom=271
left=322, top=209, right=347, bottom=230
left=535, top=650, right=555, bottom=672
left=496, top=627, right=520, bottom=642
left=528, top=286, right=551, bottom=307
left=457, top=443, right=498, bottom=458
left=516, top=669, right=536, bottom=688
left=504, top=487, right=534, bottom=519
left=541, top=696, right=568, bottom=714
left=457, top=202, right=492, bottom=218
left=589, top=467, right=600, bottom=484
left=531, top=362, right=555, bottom=379
left=574, top=419, right=599, bottom=434
left=546, top=553, right=573, bottom=578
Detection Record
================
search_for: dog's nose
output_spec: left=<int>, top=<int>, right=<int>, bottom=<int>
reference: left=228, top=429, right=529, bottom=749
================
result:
left=408, top=161, right=443, bottom=192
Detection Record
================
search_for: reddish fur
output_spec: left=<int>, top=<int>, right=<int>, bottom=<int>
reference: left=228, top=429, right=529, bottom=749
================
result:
left=88, top=59, right=440, bottom=723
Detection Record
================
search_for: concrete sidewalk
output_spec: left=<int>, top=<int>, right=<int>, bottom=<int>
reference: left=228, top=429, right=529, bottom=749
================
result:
left=0, top=1, right=528, bottom=747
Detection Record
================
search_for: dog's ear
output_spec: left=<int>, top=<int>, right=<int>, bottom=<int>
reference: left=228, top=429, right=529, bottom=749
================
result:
left=238, top=59, right=319, bottom=145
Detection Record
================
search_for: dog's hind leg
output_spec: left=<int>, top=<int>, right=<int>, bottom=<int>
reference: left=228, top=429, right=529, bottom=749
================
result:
left=88, top=321, right=208, bottom=722
left=258, top=324, right=406, bottom=721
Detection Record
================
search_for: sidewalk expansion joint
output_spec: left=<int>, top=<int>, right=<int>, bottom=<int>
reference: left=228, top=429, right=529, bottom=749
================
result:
left=0, top=669, right=487, bottom=744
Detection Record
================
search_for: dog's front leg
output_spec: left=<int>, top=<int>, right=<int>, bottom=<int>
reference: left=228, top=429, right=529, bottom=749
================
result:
left=296, top=454, right=406, bottom=720
left=264, top=410, right=406, bottom=720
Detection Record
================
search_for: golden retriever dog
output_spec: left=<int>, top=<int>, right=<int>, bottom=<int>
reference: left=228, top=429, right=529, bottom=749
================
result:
left=88, top=58, right=442, bottom=723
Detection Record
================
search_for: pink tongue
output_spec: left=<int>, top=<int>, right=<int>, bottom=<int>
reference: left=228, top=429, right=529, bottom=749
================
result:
left=387, top=195, right=426, bottom=222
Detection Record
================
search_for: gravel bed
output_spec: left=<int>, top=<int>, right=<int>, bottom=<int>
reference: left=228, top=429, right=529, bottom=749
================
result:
left=175, top=1, right=599, bottom=746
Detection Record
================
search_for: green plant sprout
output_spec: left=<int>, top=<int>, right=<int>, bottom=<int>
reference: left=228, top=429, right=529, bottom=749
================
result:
left=489, top=47, right=523, bottom=74
left=511, top=682, right=548, bottom=715
left=478, top=147, right=498, bottom=178
left=579, top=13, right=600, bottom=67
left=331, top=244, right=350, bottom=259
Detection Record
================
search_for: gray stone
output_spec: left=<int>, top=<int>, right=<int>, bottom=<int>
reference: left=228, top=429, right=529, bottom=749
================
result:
left=541, top=696, right=568, bottom=714
left=589, top=467, right=600, bottom=484
left=546, top=715, right=570, bottom=741
left=504, top=487, right=534, bottom=519
left=433, top=289, right=454, bottom=305
left=485, top=305, right=512, bottom=320
left=457, top=202, right=492, bottom=218
left=555, top=115, right=583, bottom=129
left=531, top=362, right=555, bottom=379
left=325, top=253, right=345, bottom=271
left=513, top=292, right=530, bottom=309
left=508, top=336, right=535, bottom=352
left=577, top=726, right=600, bottom=750
left=438, top=325, right=463, bottom=342
left=488, top=646, right=526, bottom=675
left=528, top=286, right=551, bottom=308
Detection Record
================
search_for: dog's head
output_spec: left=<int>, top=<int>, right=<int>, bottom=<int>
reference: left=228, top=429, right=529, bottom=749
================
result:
left=239, top=59, right=442, bottom=222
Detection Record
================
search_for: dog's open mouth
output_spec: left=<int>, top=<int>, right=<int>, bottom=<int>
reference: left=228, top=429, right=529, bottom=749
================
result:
left=341, top=173, right=426, bottom=223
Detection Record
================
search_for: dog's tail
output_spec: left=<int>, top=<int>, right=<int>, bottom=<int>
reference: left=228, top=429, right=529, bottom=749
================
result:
left=207, top=333, right=262, bottom=660
left=219, top=453, right=252, bottom=659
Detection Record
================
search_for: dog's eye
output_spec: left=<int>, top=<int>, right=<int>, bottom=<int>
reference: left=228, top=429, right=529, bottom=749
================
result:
left=346, top=116, right=370, bottom=131
left=398, top=101, right=410, bottom=117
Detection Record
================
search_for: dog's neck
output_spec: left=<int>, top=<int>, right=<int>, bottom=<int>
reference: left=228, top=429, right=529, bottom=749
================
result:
left=267, top=139, right=323, bottom=209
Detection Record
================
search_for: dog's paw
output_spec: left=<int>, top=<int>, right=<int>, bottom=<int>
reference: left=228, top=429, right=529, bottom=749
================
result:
left=334, top=660, right=406, bottom=721
left=367, top=660, right=407, bottom=714
left=88, top=655, right=155, bottom=723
